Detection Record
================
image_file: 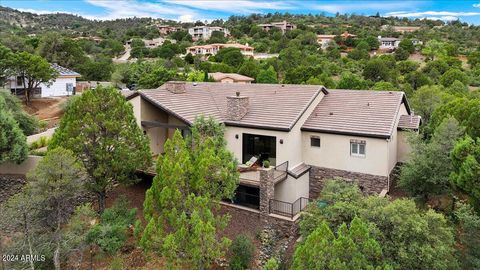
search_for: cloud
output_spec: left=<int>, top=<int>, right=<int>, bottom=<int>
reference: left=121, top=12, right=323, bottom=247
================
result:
left=385, top=11, right=480, bottom=18
left=422, top=16, right=459, bottom=21
left=163, top=0, right=294, bottom=13
left=16, top=8, right=82, bottom=16
left=83, top=0, right=202, bottom=21
left=474, top=3, right=480, bottom=8
left=310, top=1, right=424, bottom=14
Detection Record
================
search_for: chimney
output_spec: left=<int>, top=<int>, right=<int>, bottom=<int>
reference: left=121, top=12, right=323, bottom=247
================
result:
left=226, top=91, right=249, bottom=121
left=165, top=81, right=186, bottom=94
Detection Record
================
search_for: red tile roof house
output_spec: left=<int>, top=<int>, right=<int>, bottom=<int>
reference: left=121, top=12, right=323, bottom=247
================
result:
left=126, top=82, right=420, bottom=220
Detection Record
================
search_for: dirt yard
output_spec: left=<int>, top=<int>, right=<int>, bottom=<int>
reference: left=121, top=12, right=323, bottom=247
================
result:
left=79, top=177, right=295, bottom=270
left=22, top=97, right=69, bottom=128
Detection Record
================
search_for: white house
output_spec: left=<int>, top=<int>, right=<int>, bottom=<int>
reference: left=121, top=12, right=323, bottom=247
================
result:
left=8, top=63, right=81, bottom=98
left=378, top=36, right=401, bottom=50
left=187, top=26, right=230, bottom=40
left=186, top=43, right=254, bottom=57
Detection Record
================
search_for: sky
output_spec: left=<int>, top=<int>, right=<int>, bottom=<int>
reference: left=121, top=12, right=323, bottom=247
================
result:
left=2, top=0, right=480, bottom=24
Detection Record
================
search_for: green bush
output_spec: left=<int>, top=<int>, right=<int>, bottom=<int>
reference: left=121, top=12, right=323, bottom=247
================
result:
left=229, top=235, right=255, bottom=270
left=263, top=257, right=279, bottom=270
left=110, top=256, right=124, bottom=270
left=262, top=160, right=270, bottom=168
left=86, top=197, right=137, bottom=255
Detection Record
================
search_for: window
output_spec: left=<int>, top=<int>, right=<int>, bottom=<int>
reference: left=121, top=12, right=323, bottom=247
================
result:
left=242, top=133, right=276, bottom=166
left=16, top=76, right=23, bottom=86
left=350, top=140, right=366, bottom=157
left=310, top=136, right=320, bottom=147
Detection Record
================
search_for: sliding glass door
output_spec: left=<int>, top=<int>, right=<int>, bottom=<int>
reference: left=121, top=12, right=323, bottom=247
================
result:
left=242, top=133, right=277, bottom=166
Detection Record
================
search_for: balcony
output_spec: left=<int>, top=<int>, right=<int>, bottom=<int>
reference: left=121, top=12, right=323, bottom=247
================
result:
left=238, top=161, right=288, bottom=186
left=269, top=197, right=310, bottom=219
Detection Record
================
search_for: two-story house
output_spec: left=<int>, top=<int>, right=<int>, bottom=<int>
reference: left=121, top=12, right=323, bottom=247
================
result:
left=187, top=26, right=230, bottom=40
left=126, top=82, right=420, bottom=219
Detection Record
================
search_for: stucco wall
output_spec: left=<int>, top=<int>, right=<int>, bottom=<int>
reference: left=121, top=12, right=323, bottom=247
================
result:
left=397, top=131, right=412, bottom=162
left=301, top=132, right=389, bottom=176
left=274, top=172, right=310, bottom=203
left=129, top=96, right=188, bottom=155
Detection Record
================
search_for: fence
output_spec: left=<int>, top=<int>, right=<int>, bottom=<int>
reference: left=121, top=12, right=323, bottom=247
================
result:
left=269, top=197, right=309, bottom=219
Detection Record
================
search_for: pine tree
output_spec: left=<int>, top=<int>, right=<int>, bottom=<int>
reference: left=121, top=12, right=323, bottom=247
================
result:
left=142, top=117, right=238, bottom=269
left=50, top=86, right=152, bottom=212
left=0, top=95, right=28, bottom=164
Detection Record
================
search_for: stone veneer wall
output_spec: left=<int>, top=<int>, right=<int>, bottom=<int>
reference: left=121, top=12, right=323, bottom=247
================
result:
left=259, top=168, right=275, bottom=216
left=226, top=95, right=249, bottom=120
left=309, top=166, right=388, bottom=199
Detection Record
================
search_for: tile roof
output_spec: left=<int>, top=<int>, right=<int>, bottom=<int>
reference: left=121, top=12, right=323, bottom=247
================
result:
left=208, top=72, right=254, bottom=82
left=398, top=115, right=421, bottom=130
left=302, top=89, right=407, bottom=138
left=50, top=63, right=80, bottom=77
left=139, top=82, right=324, bottom=131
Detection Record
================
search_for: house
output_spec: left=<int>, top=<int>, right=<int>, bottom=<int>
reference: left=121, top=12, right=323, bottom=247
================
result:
left=157, top=25, right=179, bottom=35
left=317, top=32, right=356, bottom=48
left=186, top=43, right=254, bottom=57
left=8, top=64, right=80, bottom=98
left=317, top=34, right=336, bottom=49
left=72, top=36, right=103, bottom=44
left=378, top=36, right=401, bottom=50
left=253, top=53, right=279, bottom=60
left=381, top=25, right=421, bottom=33
left=126, top=82, right=420, bottom=219
left=208, top=72, right=254, bottom=84
left=187, top=26, right=230, bottom=40
left=257, top=21, right=296, bottom=34
left=126, top=37, right=174, bottom=48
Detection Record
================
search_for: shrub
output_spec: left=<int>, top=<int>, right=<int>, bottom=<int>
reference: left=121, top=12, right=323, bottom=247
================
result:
left=86, top=197, right=137, bottom=255
left=263, top=257, right=279, bottom=270
left=262, top=160, right=270, bottom=168
left=110, top=256, right=124, bottom=270
left=229, top=235, right=255, bottom=270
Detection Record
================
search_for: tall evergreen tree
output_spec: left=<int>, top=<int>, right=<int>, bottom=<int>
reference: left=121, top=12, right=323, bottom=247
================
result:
left=142, top=117, right=238, bottom=269
left=0, top=95, right=28, bottom=164
left=50, top=86, right=151, bottom=212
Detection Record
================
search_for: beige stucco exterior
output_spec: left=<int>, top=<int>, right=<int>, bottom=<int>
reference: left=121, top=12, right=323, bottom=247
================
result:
left=217, top=77, right=251, bottom=84
left=128, top=90, right=415, bottom=203
left=302, top=131, right=390, bottom=176
left=130, top=95, right=187, bottom=155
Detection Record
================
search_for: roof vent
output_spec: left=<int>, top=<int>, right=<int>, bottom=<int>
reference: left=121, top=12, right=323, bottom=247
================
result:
left=329, top=112, right=334, bottom=115
left=165, top=81, right=186, bottom=94
left=227, top=92, right=249, bottom=121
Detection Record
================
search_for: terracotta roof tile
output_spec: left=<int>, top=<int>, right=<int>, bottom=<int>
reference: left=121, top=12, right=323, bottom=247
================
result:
left=302, top=89, right=406, bottom=138
left=139, top=82, right=323, bottom=131
left=208, top=72, right=254, bottom=82
left=398, top=115, right=421, bottom=130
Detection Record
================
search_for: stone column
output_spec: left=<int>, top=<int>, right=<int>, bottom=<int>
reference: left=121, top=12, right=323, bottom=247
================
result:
left=259, top=167, right=275, bottom=216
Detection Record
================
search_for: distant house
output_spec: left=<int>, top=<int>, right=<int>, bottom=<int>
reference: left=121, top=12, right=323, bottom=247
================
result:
left=317, top=34, right=336, bottom=49
left=73, top=36, right=103, bottom=44
left=186, top=43, right=254, bottom=57
left=381, top=25, right=421, bottom=33
left=157, top=25, right=179, bottom=35
left=378, top=36, right=401, bottom=50
left=317, top=32, right=356, bottom=48
left=126, top=37, right=174, bottom=49
left=208, top=72, right=254, bottom=84
left=258, top=20, right=296, bottom=34
left=8, top=63, right=80, bottom=98
left=253, top=53, right=279, bottom=60
left=187, top=26, right=230, bottom=41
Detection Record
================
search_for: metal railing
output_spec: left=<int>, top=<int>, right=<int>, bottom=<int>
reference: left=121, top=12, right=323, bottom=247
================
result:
left=269, top=197, right=309, bottom=219
left=275, top=161, right=288, bottom=172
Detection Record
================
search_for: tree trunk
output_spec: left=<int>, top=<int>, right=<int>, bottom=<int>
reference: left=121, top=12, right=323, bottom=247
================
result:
left=97, top=191, right=106, bottom=213
left=23, top=212, right=35, bottom=270
left=53, top=202, right=61, bottom=270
